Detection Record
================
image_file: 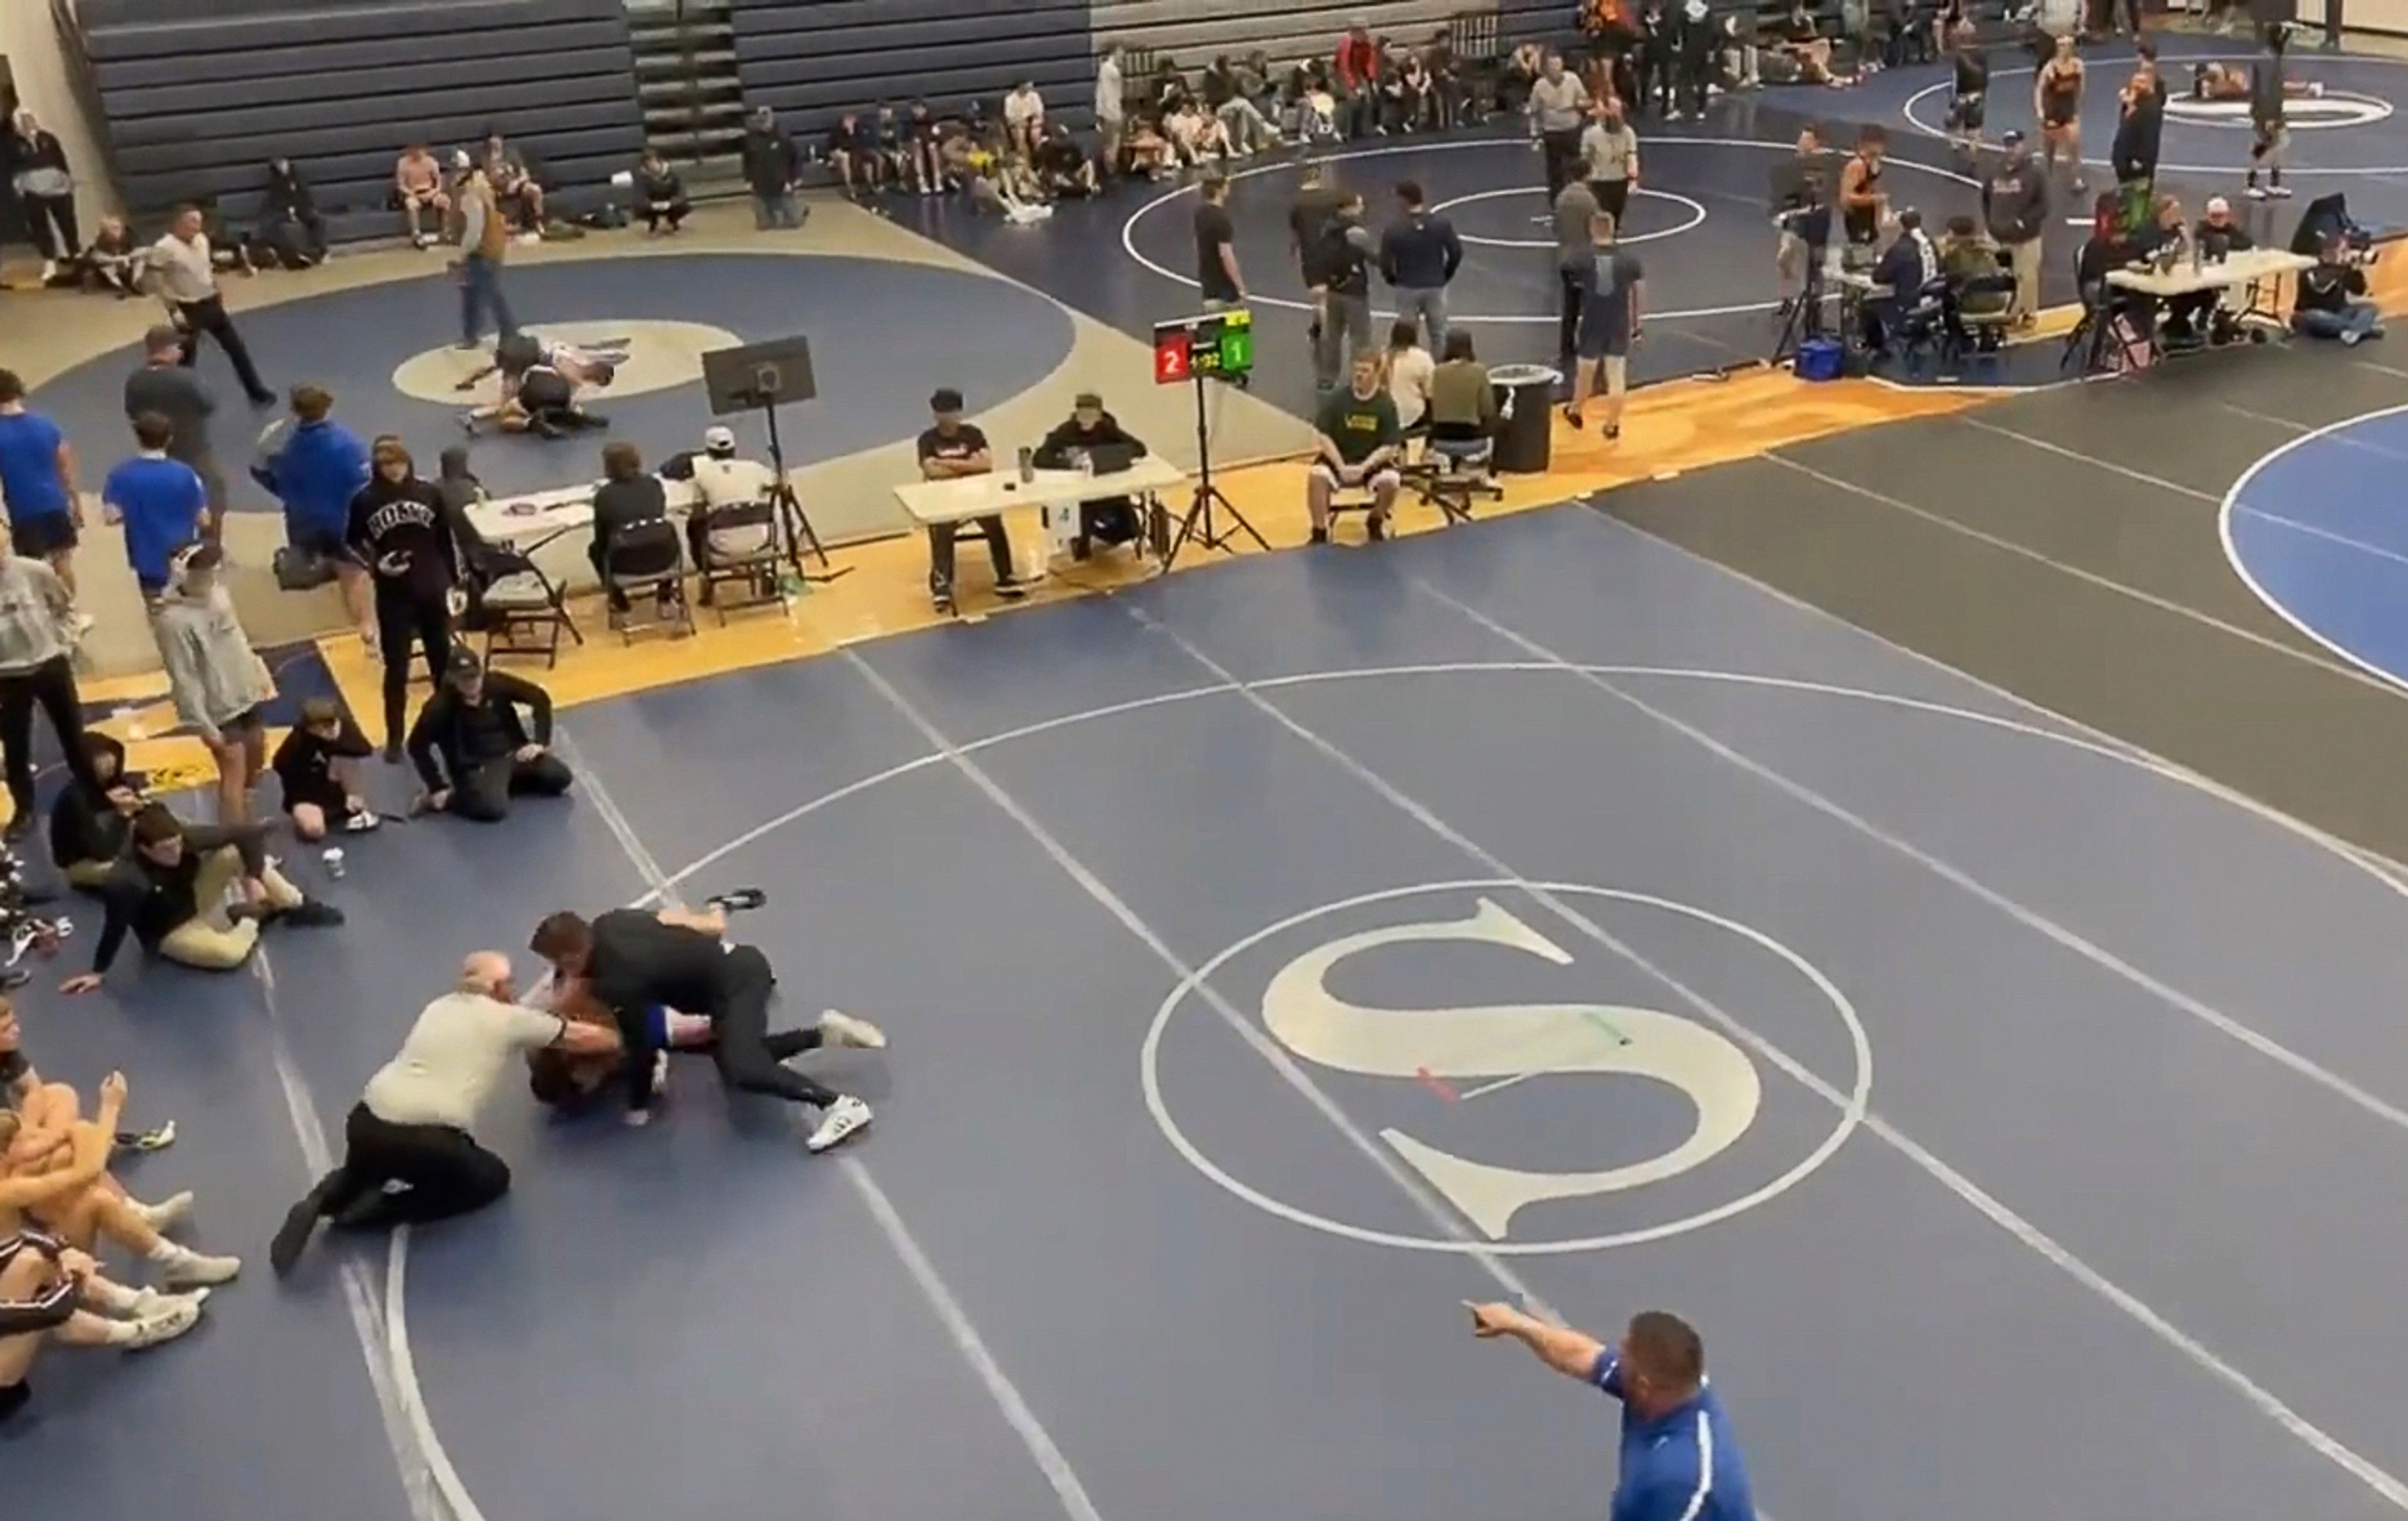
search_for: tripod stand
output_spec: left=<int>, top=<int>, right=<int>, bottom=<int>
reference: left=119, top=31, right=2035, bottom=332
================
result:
left=1160, top=369, right=1267, bottom=572
left=754, top=393, right=850, bottom=586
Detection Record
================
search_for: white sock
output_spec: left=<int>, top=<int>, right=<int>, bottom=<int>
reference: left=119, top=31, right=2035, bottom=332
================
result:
left=95, top=1316, right=138, bottom=1345
left=80, top=1275, right=140, bottom=1315
left=145, top=1237, right=189, bottom=1266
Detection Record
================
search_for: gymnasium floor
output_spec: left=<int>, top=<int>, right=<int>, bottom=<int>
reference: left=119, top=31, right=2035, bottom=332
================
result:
left=16, top=26, right=2408, bottom=1521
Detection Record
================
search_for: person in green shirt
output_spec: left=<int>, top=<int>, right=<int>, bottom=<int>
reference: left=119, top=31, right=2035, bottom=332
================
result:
left=1307, top=353, right=1402, bottom=544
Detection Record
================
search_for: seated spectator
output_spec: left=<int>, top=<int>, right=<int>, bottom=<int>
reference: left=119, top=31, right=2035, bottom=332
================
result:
left=1777, top=0, right=1837, bottom=82
left=61, top=802, right=335, bottom=991
left=1166, top=99, right=1235, bottom=164
left=0, top=1067, right=237, bottom=1285
left=1502, top=41, right=1548, bottom=112
left=874, top=102, right=912, bottom=187
left=253, top=383, right=373, bottom=646
left=76, top=217, right=145, bottom=297
left=686, top=424, right=779, bottom=598
left=827, top=110, right=880, bottom=197
left=482, top=133, right=544, bottom=231
left=1384, top=319, right=1435, bottom=431
left=950, top=128, right=1051, bottom=223
left=1207, top=55, right=1282, bottom=152
left=405, top=652, right=571, bottom=823
left=2293, top=231, right=2384, bottom=345
left=1001, top=82, right=1045, bottom=161
left=1124, top=116, right=1181, bottom=178
left=1032, top=391, right=1150, bottom=554
left=590, top=441, right=672, bottom=614
left=2131, top=194, right=2198, bottom=344
left=1427, top=330, right=1501, bottom=453
left=50, top=735, right=141, bottom=891
left=262, top=159, right=327, bottom=269
left=1153, top=57, right=1194, bottom=113
left=1309, top=354, right=1405, bottom=544
left=2194, top=194, right=2254, bottom=261
left=395, top=144, right=451, bottom=250
left=0, top=1223, right=211, bottom=1429
left=1385, top=46, right=1431, bottom=132
left=1866, top=207, right=1940, bottom=348
left=156, top=545, right=277, bottom=826
left=1034, top=123, right=1100, bottom=198
left=635, top=150, right=689, bottom=234
left=917, top=388, right=1028, bottom=615
left=272, top=697, right=376, bottom=842
left=904, top=100, right=946, bottom=195
left=1940, top=214, right=2010, bottom=322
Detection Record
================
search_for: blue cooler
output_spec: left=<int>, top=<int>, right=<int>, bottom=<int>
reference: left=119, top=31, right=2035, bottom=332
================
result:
left=1793, top=338, right=1846, bottom=382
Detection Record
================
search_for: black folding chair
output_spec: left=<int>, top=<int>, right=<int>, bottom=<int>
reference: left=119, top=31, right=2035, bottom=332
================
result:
left=452, top=502, right=580, bottom=668
left=692, top=499, right=784, bottom=624
left=602, top=517, right=694, bottom=642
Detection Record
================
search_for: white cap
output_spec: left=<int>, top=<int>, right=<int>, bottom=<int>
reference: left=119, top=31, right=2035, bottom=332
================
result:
left=703, top=424, right=736, bottom=451
left=2205, top=195, right=2231, bottom=216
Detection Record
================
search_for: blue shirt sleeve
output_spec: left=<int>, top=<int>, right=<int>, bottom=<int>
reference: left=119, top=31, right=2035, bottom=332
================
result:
left=1592, top=1348, right=1625, bottom=1401
left=1612, top=1476, right=1695, bottom=1521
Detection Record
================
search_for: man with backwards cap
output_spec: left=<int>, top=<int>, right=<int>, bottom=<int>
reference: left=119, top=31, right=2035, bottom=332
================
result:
left=404, top=650, right=571, bottom=823
left=686, top=424, right=779, bottom=596
left=1467, top=1301, right=1758, bottom=1521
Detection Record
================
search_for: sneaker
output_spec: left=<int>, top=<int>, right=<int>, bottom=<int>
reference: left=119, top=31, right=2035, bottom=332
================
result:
left=1561, top=406, right=1585, bottom=430
left=650, top=1050, right=670, bottom=1097
left=805, top=1095, right=872, bottom=1153
left=818, top=1009, right=887, bottom=1050
left=342, top=809, right=381, bottom=833
left=2246, top=184, right=2268, bottom=200
left=280, top=900, right=346, bottom=929
left=995, top=576, right=1030, bottom=601
left=269, top=1194, right=324, bottom=1276
left=2343, top=327, right=2365, bottom=347
left=127, top=1285, right=208, bottom=1316
left=160, top=1248, right=241, bottom=1288
left=382, top=741, right=403, bottom=764
left=1309, top=527, right=1330, bottom=545
left=2269, top=184, right=2293, bottom=199
left=124, top=1298, right=204, bottom=1350
left=932, top=592, right=957, bottom=616
left=117, top=1121, right=176, bottom=1153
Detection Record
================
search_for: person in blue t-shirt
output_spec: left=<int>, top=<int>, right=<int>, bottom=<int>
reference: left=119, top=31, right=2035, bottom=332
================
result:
left=102, top=413, right=209, bottom=599
left=1468, top=1301, right=1757, bottom=1521
left=0, top=371, right=85, bottom=603
left=251, top=383, right=372, bottom=646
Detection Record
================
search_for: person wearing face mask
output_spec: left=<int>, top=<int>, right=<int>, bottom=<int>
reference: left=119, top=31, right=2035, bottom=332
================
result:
left=346, top=437, right=462, bottom=760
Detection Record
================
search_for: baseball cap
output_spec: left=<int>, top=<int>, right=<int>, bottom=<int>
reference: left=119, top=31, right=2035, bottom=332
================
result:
left=1073, top=391, right=1103, bottom=409
left=446, top=648, right=485, bottom=682
left=2000, top=129, right=2025, bottom=147
left=704, top=424, right=736, bottom=451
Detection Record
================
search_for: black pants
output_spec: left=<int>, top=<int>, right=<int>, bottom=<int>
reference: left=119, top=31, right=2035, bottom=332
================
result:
left=21, top=195, right=78, bottom=263
left=643, top=198, right=690, bottom=233
left=927, top=516, right=1012, bottom=597
left=175, top=295, right=273, bottom=403
left=375, top=589, right=452, bottom=750
left=450, top=751, right=573, bottom=822
left=710, top=944, right=837, bottom=1107
left=1541, top=129, right=1583, bottom=203
left=0, top=656, right=93, bottom=823
left=1593, top=178, right=1630, bottom=226
left=1558, top=266, right=1587, bottom=366
left=306, top=1103, right=512, bottom=1230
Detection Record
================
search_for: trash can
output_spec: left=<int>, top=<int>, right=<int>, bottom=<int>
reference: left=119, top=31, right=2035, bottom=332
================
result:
left=1489, top=364, right=1559, bottom=475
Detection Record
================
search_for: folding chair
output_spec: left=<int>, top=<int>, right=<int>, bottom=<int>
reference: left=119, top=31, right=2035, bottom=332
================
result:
left=454, top=508, right=579, bottom=669
left=602, top=517, right=694, bottom=642
left=1411, top=430, right=1504, bottom=524
left=691, top=498, right=784, bottom=625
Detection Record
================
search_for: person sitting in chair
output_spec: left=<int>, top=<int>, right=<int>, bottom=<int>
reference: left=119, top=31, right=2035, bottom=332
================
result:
left=48, top=735, right=142, bottom=892
left=1426, top=330, right=1500, bottom=458
left=1940, top=214, right=2012, bottom=331
left=405, top=652, right=571, bottom=823
left=687, top=426, right=779, bottom=602
left=1307, top=353, right=1403, bottom=544
left=590, top=441, right=673, bottom=616
left=917, top=389, right=1030, bottom=615
left=1031, top=391, right=1149, bottom=556
left=60, top=803, right=338, bottom=992
left=1865, top=208, right=1940, bottom=349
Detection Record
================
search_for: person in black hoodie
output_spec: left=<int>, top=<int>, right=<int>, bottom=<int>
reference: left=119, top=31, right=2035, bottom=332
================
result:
left=405, top=651, right=571, bottom=823
left=47, top=734, right=141, bottom=891
left=272, top=697, right=377, bottom=840
left=347, top=436, right=462, bottom=761
left=740, top=107, right=803, bottom=229
left=263, top=159, right=326, bottom=268
left=1031, top=392, right=1149, bottom=555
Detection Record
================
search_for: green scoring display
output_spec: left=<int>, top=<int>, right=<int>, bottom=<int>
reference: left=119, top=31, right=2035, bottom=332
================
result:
left=1153, top=308, right=1255, bottom=384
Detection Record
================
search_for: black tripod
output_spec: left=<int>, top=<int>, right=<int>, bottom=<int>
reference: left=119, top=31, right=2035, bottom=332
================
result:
left=1161, top=369, right=1267, bottom=572
left=754, top=393, right=850, bottom=586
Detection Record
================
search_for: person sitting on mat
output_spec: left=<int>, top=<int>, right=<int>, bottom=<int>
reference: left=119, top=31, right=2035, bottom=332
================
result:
left=405, top=651, right=572, bottom=824
left=273, top=698, right=378, bottom=842
left=48, top=734, right=143, bottom=892
left=0, top=1076, right=240, bottom=1287
left=62, top=804, right=339, bottom=992
left=0, top=1229, right=209, bottom=1427
left=271, top=951, right=619, bottom=1275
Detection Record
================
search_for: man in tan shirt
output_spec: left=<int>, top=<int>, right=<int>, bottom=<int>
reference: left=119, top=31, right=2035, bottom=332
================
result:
left=146, top=207, right=274, bottom=406
left=455, top=155, right=519, bottom=351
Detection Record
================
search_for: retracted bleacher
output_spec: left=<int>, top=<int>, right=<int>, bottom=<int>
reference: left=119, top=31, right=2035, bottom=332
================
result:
left=1089, top=0, right=1574, bottom=80
left=75, top=0, right=645, bottom=244
left=732, top=0, right=1101, bottom=141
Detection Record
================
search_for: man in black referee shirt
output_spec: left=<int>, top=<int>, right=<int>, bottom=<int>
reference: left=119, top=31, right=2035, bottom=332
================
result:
left=531, top=902, right=884, bottom=1150
left=1195, top=174, right=1245, bottom=307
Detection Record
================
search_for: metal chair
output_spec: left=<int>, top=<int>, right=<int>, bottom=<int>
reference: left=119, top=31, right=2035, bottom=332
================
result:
left=453, top=503, right=579, bottom=669
left=601, top=516, right=694, bottom=642
left=691, top=498, right=784, bottom=624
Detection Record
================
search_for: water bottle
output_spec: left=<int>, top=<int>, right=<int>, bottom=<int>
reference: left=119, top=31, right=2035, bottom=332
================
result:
left=1017, top=446, right=1035, bottom=483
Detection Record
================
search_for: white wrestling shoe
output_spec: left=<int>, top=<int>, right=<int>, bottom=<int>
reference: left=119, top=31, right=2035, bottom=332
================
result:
left=124, top=1297, right=204, bottom=1350
left=805, top=1095, right=872, bottom=1152
left=135, top=1190, right=194, bottom=1232
left=818, top=1009, right=887, bottom=1050
left=154, top=1244, right=241, bottom=1288
left=127, top=1285, right=209, bottom=1317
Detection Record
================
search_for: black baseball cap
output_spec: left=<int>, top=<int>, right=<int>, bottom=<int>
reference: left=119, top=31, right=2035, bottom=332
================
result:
left=446, top=649, right=485, bottom=682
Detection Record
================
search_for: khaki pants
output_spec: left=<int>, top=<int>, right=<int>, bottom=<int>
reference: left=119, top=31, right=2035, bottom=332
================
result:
left=2009, top=236, right=2042, bottom=320
left=62, top=860, right=112, bottom=890
left=156, top=846, right=302, bottom=971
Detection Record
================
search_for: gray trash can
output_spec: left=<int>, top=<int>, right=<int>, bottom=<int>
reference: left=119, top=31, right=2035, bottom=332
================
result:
left=1489, top=364, right=1560, bottom=475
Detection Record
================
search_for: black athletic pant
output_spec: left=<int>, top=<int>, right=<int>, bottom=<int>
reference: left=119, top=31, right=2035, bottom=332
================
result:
left=174, top=295, right=274, bottom=404
left=927, top=515, right=1013, bottom=599
left=21, top=196, right=78, bottom=264
left=1541, top=129, right=1583, bottom=203
left=305, top=1103, right=512, bottom=1229
left=1592, top=178, right=1630, bottom=226
left=0, top=655, right=95, bottom=824
left=1558, top=266, right=1587, bottom=366
left=449, top=750, right=573, bottom=823
left=710, top=944, right=838, bottom=1107
left=375, top=589, right=452, bottom=753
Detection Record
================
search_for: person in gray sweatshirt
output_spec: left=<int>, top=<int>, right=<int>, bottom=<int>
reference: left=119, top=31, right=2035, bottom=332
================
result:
left=155, top=544, right=275, bottom=826
left=0, top=540, right=98, bottom=840
left=1981, top=130, right=2049, bottom=325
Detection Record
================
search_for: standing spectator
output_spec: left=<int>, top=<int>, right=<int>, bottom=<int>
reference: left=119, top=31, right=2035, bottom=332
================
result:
left=1581, top=100, right=1641, bottom=228
left=2111, top=42, right=2167, bottom=198
left=1195, top=175, right=1246, bottom=308
left=1306, top=193, right=1379, bottom=391
left=1380, top=179, right=1462, bottom=353
left=0, top=371, right=88, bottom=606
left=634, top=150, right=689, bottom=234
left=455, top=155, right=519, bottom=351
left=1336, top=23, right=1384, bottom=139
left=394, top=144, right=451, bottom=250
left=0, top=527, right=98, bottom=843
left=1097, top=45, right=1128, bottom=173
left=1565, top=210, right=1644, bottom=440
left=123, top=326, right=227, bottom=526
left=252, top=384, right=372, bottom=648
left=741, top=107, right=803, bottom=229
left=347, top=437, right=460, bottom=758
left=101, top=413, right=208, bottom=602
left=147, top=207, right=275, bottom=408
left=1554, top=177, right=1602, bottom=367
left=406, top=652, right=573, bottom=823
left=1528, top=53, right=1591, bottom=203
left=155, top=544, right=276, bottom=826
left=6, top=112, right=79, bottom=287
left=1004, top=81, right=1048, bottom=160
left=1982, top=130, right=2047, bottom=327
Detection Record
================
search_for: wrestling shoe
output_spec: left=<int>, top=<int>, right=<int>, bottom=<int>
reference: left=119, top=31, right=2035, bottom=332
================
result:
left=280, top=900, right=346, bottom=929
left=127, top=1285, right=208, bottom=1316
left=156, top=1244, right=241, bottom=1288
left=818, top=1009, right=887, bottom=1050
left=805, top=1095, right=872, bottom=1152
left=124, top=1297, right=204, bottom=1350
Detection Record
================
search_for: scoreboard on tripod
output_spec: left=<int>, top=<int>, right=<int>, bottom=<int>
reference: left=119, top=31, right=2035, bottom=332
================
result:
left=1153, top=307, right=1254, bottom=384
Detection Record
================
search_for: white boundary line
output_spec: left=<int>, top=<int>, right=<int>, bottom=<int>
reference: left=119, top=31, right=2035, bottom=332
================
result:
left=1899, top=51, right=2408, bottom=172
left=2217, top=399, right=2408, bottom=690
left=1122, top=600, right=2408, bottom=1515
left=1427, top=185, right=1710, bottom=248
left=1116, top=136, right=1978, bottom=324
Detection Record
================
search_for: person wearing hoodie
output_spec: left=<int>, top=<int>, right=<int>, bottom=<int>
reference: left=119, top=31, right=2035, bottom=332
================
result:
left=154, top=544, right=276, bottom=826
left=346, top=436, right=462, bottom=759
left=0, top=532, right=98, bottom=844
left=48, top=735, right=142, bottom=890
left=263, top=159, right=325, bottom=268
left=741, top=107, right=803, bottom=229
left=253, top=384, right=372, bottom=648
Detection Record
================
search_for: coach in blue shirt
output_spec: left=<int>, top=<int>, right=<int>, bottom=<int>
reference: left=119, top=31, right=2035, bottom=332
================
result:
left=1469, top=1302, right=1756, bottom=1521
left=102, top=413, right=209, bottom=597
